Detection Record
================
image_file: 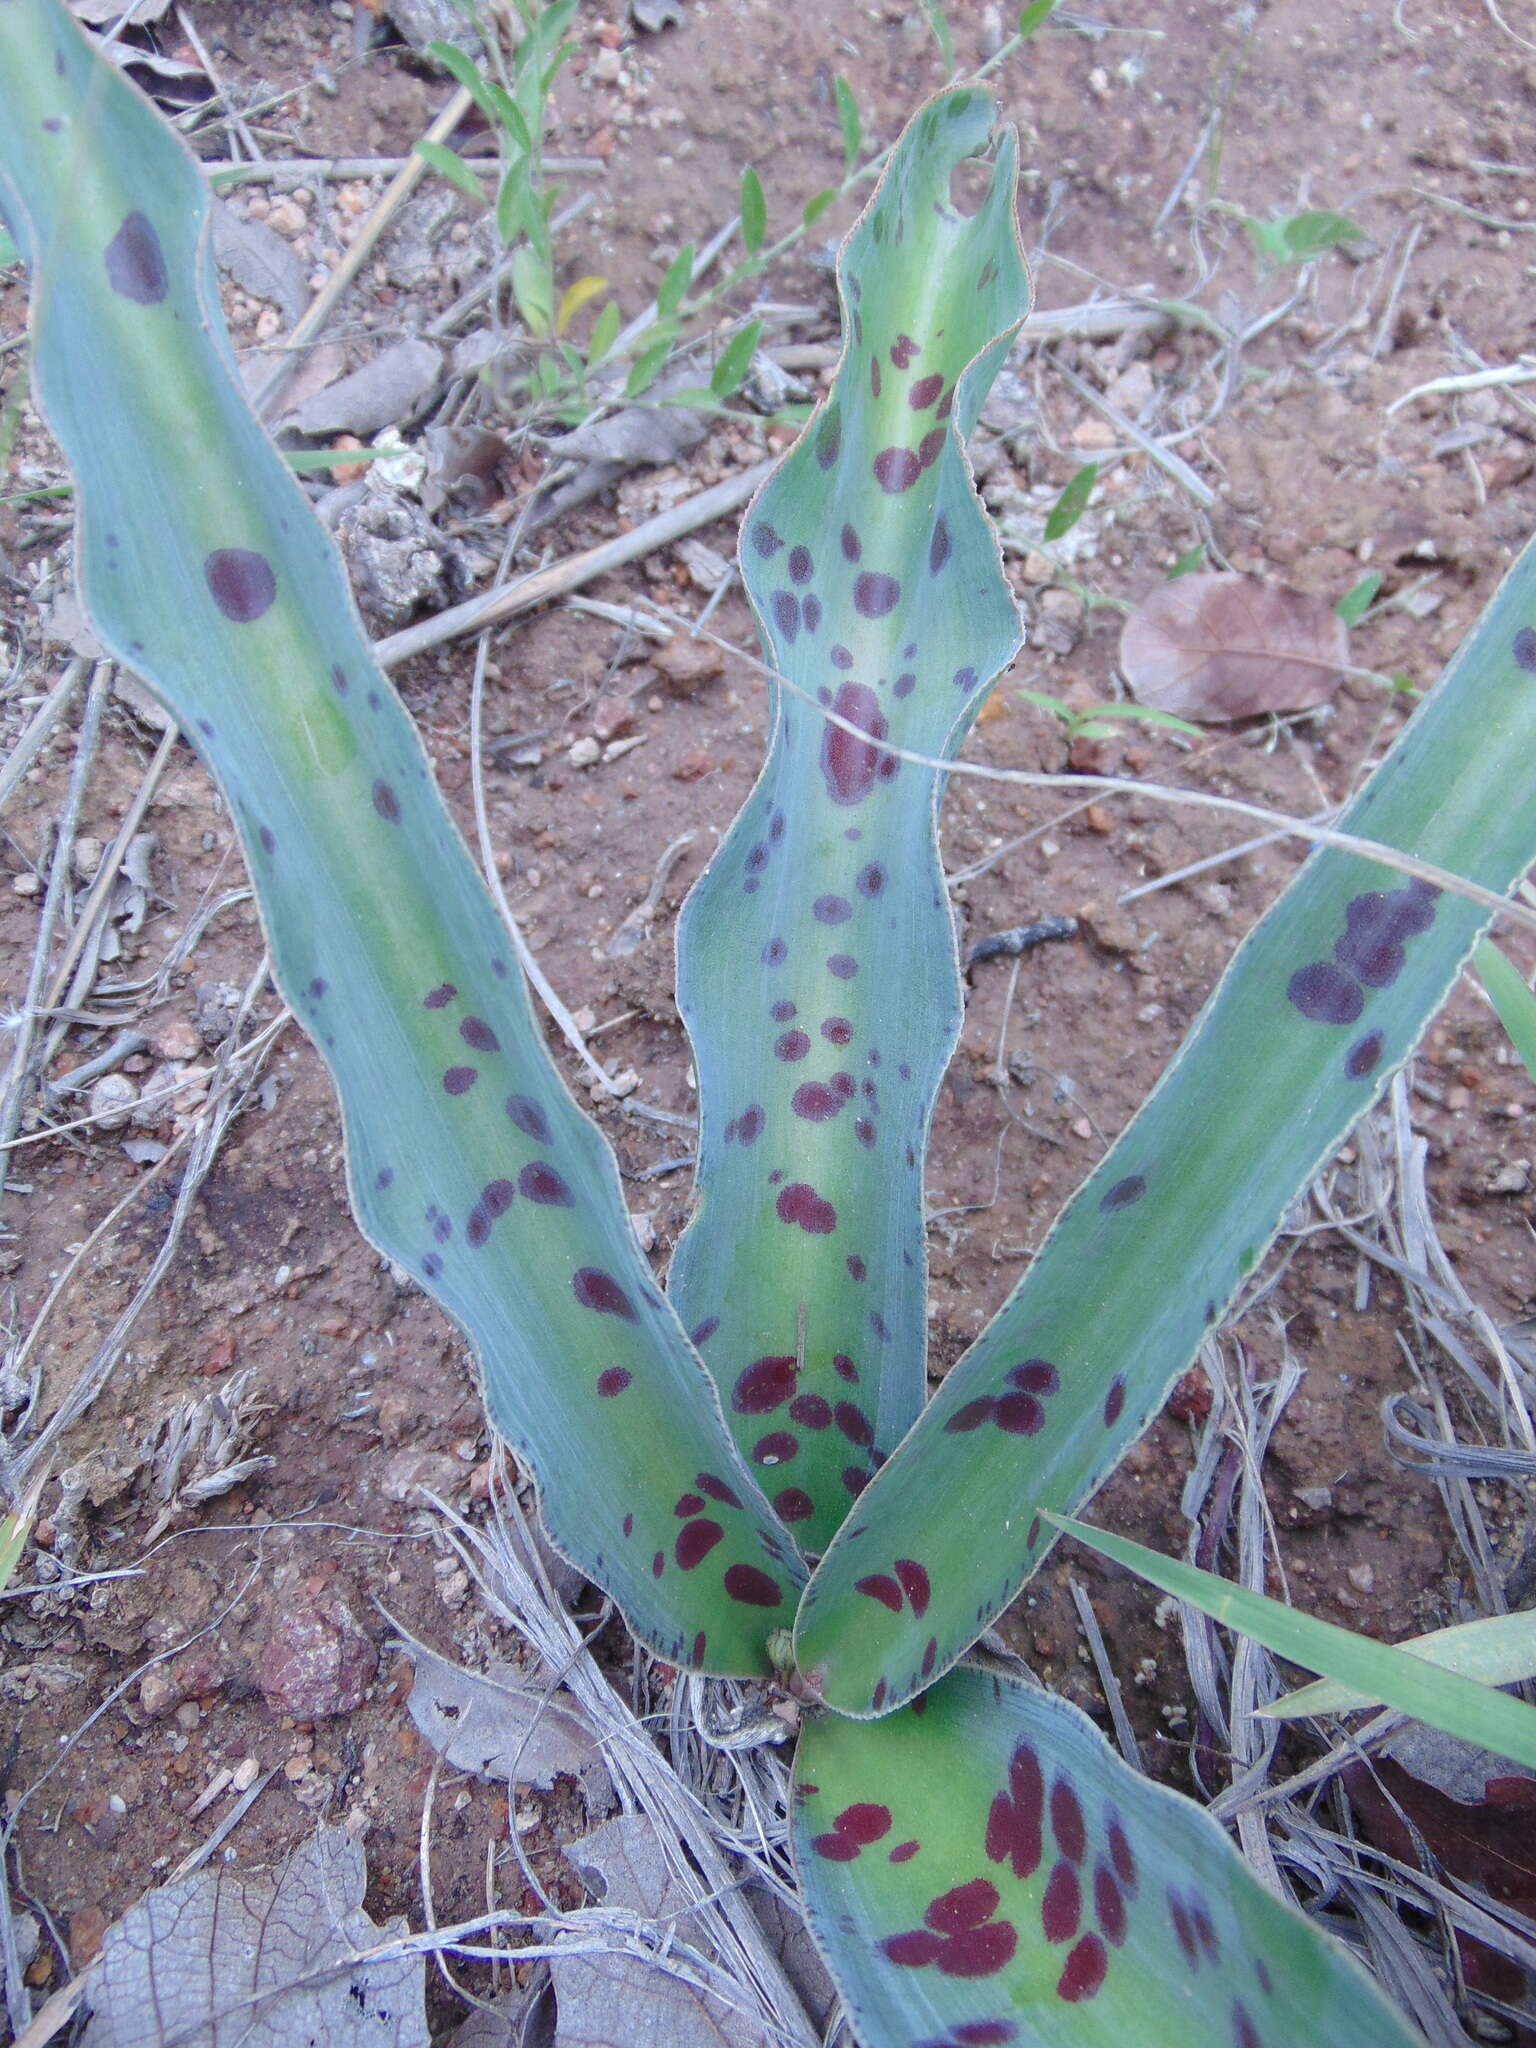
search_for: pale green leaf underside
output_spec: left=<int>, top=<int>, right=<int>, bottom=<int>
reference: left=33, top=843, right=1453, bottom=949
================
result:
left=797, top=526, right=1536, bottom=1714
left=1475, top=937, right=1536, bottom=1083
left=0, top=0, right=802, bottom=1672
left=793, top=1664, right=1418, bottom=2048
left=1049, top=1520, right=1536, bottom=1764
left=672, top=89, right=1028, bottom=1552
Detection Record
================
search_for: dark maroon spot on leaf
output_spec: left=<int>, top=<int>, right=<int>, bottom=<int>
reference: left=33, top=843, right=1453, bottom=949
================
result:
left=775, top=1028, right=811, bottom=1062
left=777, top=1182, right=837, bottom=1233
left=814, top=893, right=852, bottom=923
left=822, top=1016, right=853, bottom=1044
left=573, top=1268, right=637, bottom=1320
left=752, top=522, right=783, bottom=557
left=675, top=1492, right=705, bottom=1517
left=1346, top=1028, right=1384, bottom=1078
left=947, top=1397, right=996, bottom=1433
left=443, top=1066, right=478, bottom=1095
left=926, top=1879, right=1000, bottom=1935
left=733, top=1356, right=797, bottom=1415
left=873, top=447, right=922, bottom=492
left=690, top=1318, right=720, bottom=1348
left=854, top=571, right=901, bottom=618
left=737, top=1104, right=765, bottom=1143
left=836, top=1803, right=893, bottom=1844
left=840, top=524, right=862, bottom=563
left=307, top=977, right=327, bottom=1000
left=789, top=1393, right=832, bottom=1429
left=652, top=1551, right=665, bottom=1578
left=883, top=1930, right=943, bottom=1968
left=893, top=672, right=916, bottom=698
left=372, top=779, right=401, bottom=824
left=1107, top=1817, right=1137, bottom=1891
left=745, top=842, right=769, bottom=874
left=1057, top=1934, right=1108, bottom=2003
left=375, top=1166, right=393, bottom=1188
left=690, top=1629, right=707, bottom=1664
left=938, top=1920, right=1016, bottom=1980
left=1094, top=1862, right=1127, bottom=1945
left=431, top=1212, right=451, bottom=1243
left=1287, top=960, right=1363, bottom=1024
left=854, top=863, right=886, bottom=900
left=1103, top=1375, right=1126, bottom=1426
left=330, top=663, right=349, bottom=695
left=763, top=937, right=788, bottom=966
left=811, top=1831, right=859, bottom=1862
left=1191, top=1898, right=1220, bottom=1962
left=771, top=590, right=801, bottom=642
left=909, top=372, right=944, bottom=411
left=1040, top=1861, right=1081, bottom=1944
left=954, top=2028, right=1016, bottom=2047
left=505, top=1094, right=549, bottom=1140
left=831, top=644, right=854, bottom=670
left=890, top=333, right=918, bottom=368
left=1255, top=1959, right=1272, bottom=1997
left=104, top=210, right=168, bottom=304
left=675, top=1519, right=724, bottom=1570
left=771, top=998, right=796, bottom=1022
left=422, top=1252, right=442, bottom=1279
left=995, top=1392, right=1045, bottom=1435
left=918, top=427, right=946, bottom=469
left=753, top=1430, right=798, bottom=1465
left=890, top=1840, right=920, bottom=1863
left=1051, top=1779, right=1086, bottom=1863
left=846, top=1253, right=866, bottom=1280
left=774, top=1486, right=814, bottom=1522
left=1100, top=1175, right=1145, bottom=1212
left=814, top=409, right=841, bottom=469
left=424, top=983, right=456, bottom=1009
left=1232, top=2004, right=1262, bottom=2048
left=205, top=548, right=276, bottom=623
left=952, top=665, right=978, bottom=693
left=803, top=595, right=822, bottom=634
left=696, top=1472, right=743, bottom=1508
left=788, top=545, right=814, bottom=584
left=518, top=1161, right=573, bottom=1206
left=828, top=953, right=858, bottom=979
left=1515, top=627, right=1536, bottom=672
left=855, top=1573, right=903, bottom=1612
left=724, top=1562, right=782, bottom=1607
left=894, top=1558, right=930, bottom=1615
left=834, top=1400, right=874, bottom=1446
left=833, top=1353, right=858, bottom=1382
left=1009, top=1360, right=1059, bottom=1395
left=842, top=1466, right=869, bottom=1496
left=821, top=680, right=891, bottom=808
left=1169, top=1891, right=1200, bottom=1969
left=832, top=1072, right=856, bottom=1098
left=461, top=1017, right=498, bottom=1052
left=596, top=1366, right=630, bottom=1398
left=870, top=355, right=883, bottom=399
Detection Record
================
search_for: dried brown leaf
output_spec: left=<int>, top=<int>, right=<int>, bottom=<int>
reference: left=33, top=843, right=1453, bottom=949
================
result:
left=1118, top=570, right=1347, bottom=722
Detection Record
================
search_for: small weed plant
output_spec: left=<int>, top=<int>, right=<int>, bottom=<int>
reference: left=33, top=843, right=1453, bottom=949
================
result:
left=5, top=5, right=1536, bottom=2043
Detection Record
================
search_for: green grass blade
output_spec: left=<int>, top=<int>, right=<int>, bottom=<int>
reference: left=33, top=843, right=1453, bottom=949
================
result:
left=1264, top=1607, right=1536, bottom=1720
left=670, top=90, right=1029, bottom=1552
left=1474, top=936, right=1536, bottom=1082
left=794, top=1664, right=1418, bottom=2048
left=1049, top=1516, right=1536, bottom=1770
left=797, top=518, right=1536, bottom=1712
left=0, top=0, right=803, bottom=1676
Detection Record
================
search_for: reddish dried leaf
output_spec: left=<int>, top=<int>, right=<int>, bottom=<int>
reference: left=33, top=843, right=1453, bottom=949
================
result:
left=1119, top=572, right=1347, bottom=722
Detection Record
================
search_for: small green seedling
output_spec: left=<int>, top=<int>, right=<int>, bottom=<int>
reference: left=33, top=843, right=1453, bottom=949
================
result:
left=7, top=8, right=1536, bottom=2041
left=1242, top=207, right=1366, bottom=272
left=1016, top=687, right=1201, bottom=746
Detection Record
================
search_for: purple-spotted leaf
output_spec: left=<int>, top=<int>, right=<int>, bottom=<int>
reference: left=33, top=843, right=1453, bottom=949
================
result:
left=798, top=527, right=1536, bottom=1714
left=670, top=88, right=1029, bottom=1552
left=1119, top=571, right=1347, bottom=722
left=0, top=0, right=801, bottom=1674
left=793, top=1664, right=1419, bottom=2048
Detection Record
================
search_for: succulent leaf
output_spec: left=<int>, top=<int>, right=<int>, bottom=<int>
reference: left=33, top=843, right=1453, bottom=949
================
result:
left=0, top=0, right=802, bottom=1673
left=793, top=1663, right=1420, bottom=2048
left=671, top=89, right=1029, bottom=1551
left=797, top=539, right=1536, bottom=1712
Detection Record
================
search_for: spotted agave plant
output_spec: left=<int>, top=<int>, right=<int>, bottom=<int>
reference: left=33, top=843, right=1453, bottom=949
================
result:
left=5, top=2, right=1536, bottom=2040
